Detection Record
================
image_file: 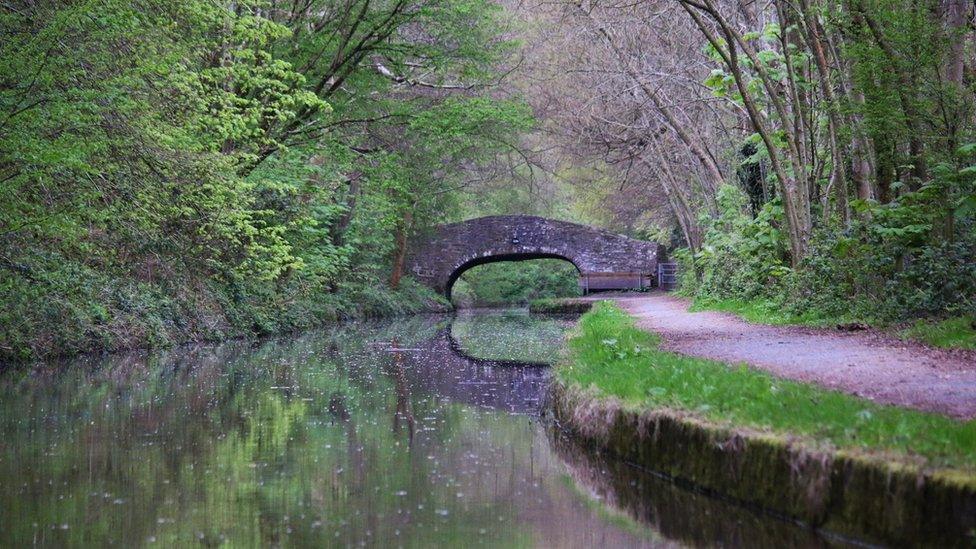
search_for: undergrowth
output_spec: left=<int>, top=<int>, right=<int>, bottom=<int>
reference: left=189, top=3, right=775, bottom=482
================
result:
left=901, top=316, right=976, bottom=350
left=675, top=183, right=976, bottom=347
left=0, top=253, right=448, bottom=363
left=556, top=301, right=976, bottom=471
left=687, top=297, right=838, bottom=327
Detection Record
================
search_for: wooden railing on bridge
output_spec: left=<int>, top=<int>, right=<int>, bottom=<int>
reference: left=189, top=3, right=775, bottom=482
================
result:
left=577, top=263, right=679, bottom=294
left=579, top=272, right=652, bottom=294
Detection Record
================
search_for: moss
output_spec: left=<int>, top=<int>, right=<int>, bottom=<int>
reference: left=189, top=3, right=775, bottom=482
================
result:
left=548, top=381, right=976, bottom=545
left=548, top=424, right=833, bottom=546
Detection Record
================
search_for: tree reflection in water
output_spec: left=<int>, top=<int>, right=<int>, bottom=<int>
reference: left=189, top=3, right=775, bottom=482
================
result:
left=0, top=313, right=838, bottom=547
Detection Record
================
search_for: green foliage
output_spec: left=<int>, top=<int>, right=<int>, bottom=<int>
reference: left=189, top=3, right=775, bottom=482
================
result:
left=0, top=1, right=326, bottom=279
left=0, top=0, right=525, bottom=360
left=680, top=185, right=790, bottom=301
left=558, top=302, right=976, bottom=470
left=682, top=149, right=976, bottom=329
left=840, top=1, right=966, bottom=164
left=451, top=259, right=581, bottom=307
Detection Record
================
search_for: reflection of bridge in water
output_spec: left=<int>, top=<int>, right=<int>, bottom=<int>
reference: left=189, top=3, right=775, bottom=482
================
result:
left=366, top=317, right=842, bottom=546
left=391, top=328, right=549, bottom=415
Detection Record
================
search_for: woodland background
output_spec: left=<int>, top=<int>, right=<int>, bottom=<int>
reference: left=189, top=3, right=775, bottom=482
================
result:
left=2, top=0, right=974, bottom=361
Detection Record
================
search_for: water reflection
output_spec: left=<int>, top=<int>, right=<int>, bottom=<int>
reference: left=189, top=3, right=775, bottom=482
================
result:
left=450, top=309, right=573, bottom=366
left=407, top=328, right=549, bottom=413
left=0, top=312, right=841, bottom=547
left=545, top=427, right=848, bottom=548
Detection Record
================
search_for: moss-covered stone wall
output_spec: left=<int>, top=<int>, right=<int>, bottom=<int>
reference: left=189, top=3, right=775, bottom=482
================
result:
left=548, top=381, right=976, bottom=546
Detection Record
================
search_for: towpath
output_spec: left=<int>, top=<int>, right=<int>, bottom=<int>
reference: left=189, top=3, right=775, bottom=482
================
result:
left=604, top=294, right=976, bottom=419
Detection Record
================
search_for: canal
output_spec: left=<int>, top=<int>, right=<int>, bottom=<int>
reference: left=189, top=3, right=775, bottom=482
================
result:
left=0, top=311, right=842, bottom=547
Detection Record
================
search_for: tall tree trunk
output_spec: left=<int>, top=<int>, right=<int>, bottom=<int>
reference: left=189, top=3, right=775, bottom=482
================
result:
left=851, top=136, right=874, bottom=202
left=332, top=171, right=362, bottom=247
left=849, top=1, right=927, bottom=185
left=826, top=22, right=879, bottom=203
left=679, top=2, right=811, bottom=263
left=799, top=0, right=851, bottom=226
left=390, top=209, right=412, bottom=289
left=694, top=0, right=811, bottom=198
left=943, top=0, right=970, bottom=86
left=640, top=152, right=702, bottom=250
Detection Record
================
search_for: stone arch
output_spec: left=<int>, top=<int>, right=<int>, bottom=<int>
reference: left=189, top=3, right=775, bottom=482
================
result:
left=443, top=252, right=582, bottom=299
left=406, top=215, right=662, bottom=297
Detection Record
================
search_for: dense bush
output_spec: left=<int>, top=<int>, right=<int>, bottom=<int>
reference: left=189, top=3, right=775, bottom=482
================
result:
left=0, top=249, right=447, bottom=363
left=681, top=156, right=976, bottom=325
left=0, top=1, right=519, bottom=361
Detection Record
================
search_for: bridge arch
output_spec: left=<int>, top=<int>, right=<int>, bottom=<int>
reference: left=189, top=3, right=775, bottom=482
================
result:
left=406, top=215, right=663, bottom=297
left=443, top=252, right=581, bottom=299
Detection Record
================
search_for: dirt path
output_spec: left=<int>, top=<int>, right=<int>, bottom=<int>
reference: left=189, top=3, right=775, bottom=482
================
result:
left=607, top=294, right=976, bottom=419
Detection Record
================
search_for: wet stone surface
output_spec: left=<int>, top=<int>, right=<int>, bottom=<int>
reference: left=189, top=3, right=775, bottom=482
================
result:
left=0, top=312, right=846, bottom=547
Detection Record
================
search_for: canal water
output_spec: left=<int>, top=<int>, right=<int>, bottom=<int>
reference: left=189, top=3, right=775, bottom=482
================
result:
left=0, top=311, right=843, bottom=547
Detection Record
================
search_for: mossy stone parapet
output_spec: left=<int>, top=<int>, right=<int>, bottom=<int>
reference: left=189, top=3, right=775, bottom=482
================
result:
left=548, top=381, right=976, bottom=546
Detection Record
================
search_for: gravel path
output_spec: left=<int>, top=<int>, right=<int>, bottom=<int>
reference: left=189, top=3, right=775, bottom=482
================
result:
left=608, top=294, right=976, bottom=419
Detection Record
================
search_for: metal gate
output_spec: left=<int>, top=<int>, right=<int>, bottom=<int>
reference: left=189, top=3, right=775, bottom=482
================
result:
left=657, top=262, right=679, bottom=291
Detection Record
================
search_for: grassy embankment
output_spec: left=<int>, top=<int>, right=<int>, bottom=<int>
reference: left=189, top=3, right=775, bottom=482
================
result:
left=552, top=301, right=976, bottom=542
left=0, top=264, right=449, bottom=364
left=689, top=297, right=976, bottom=350
left=557, top=301, right=976, bottom=471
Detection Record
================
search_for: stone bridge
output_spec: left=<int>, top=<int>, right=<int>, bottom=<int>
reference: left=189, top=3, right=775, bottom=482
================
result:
left=406, top=215, right=663, bottom=297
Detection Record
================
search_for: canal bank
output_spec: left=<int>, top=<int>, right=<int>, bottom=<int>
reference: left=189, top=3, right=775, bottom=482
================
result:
left=547, top=300, right=976, bottom=546
left=5, top=301, right=974, bottom=546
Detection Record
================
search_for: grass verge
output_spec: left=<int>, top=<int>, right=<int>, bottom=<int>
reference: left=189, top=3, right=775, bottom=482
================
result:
left=688, top=297, right=837, bottom=326
left=691, top=296, right=976, bottom=351
left=900, top=316, right=976, bottom=350
left=556, top=301, right=976, bottom=471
